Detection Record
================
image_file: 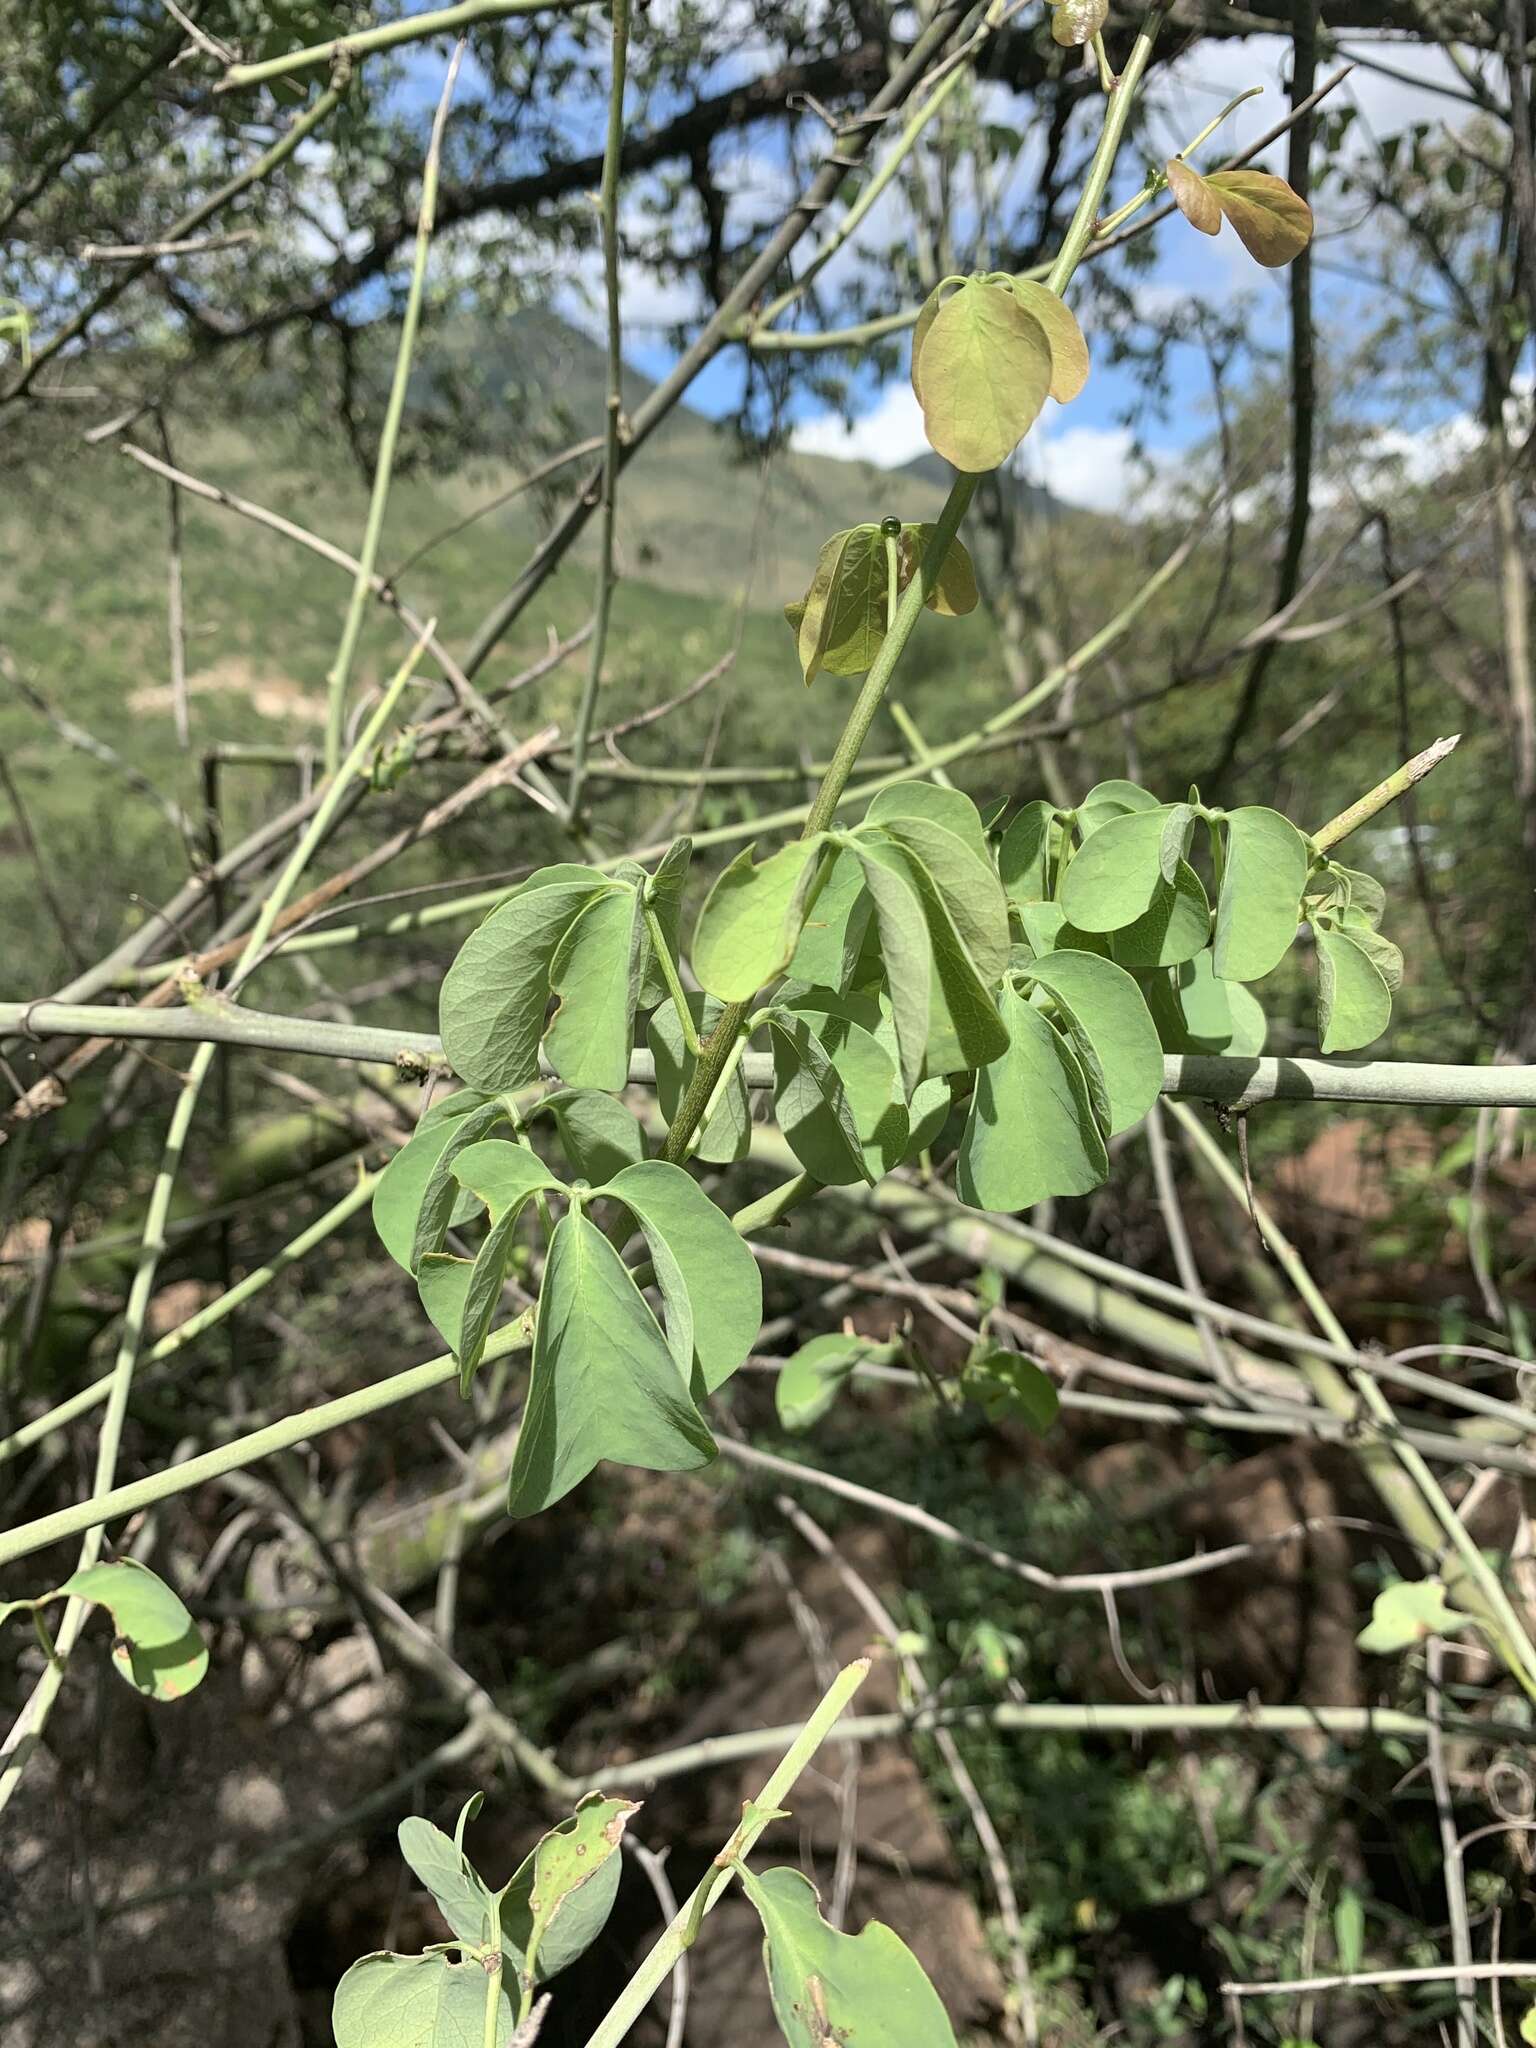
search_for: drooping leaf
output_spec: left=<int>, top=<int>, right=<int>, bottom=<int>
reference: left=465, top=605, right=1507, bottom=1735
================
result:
left=768, top=1006, right=907, bottom=1187
left=372, top=1091, right=498, bottom=1272
left=910, top=274, right=1053, bottom=473
left=860, top=815, right=1009, bottom=984
left=775, top=1332, right=897, bottom=1430
left=647, top=990, right=752, bottom=1164
left=1341, top=915, right=1404, bottom=994
left=449, top=1139, right=562, bottom=1223
left=1315, top=924, right=1392, bottom=1053
left=605, top=1158, right=762, bottom=1392
left=506, top=1211, right=717, bottom=1519
left=1058, top=805, right=1173, bottom=931
left=1213, top=807, right=1309, bottom=982
left=397, top=1816, right=497, bottom=1949
left=1151, top=952, right=1268, bottom=1056
left=1164, top=157, right=1221, bottom=235
left=857, top=837, right=1008, bottom=1075
left=1018, top=901, right=1108, bottom=960
left=692, top=838, right=829, bottom=1002
left=1050, top=0, right=1108, bottom=47
left=545, top=882, right=648, bottom=1092
left=901, top=1074, right=954, bottom=1161
left=332, top=1950, right=512, bottom=2048
left=1204, top=169, right=1315, bottom=267
left=427, top=1140, right=562, bottom=1385
left=408, top=1097, right=514, bottom=1272
left=1356, top=1579, right=1474, bottom=1655
left=961, top=1345, right=1060, bottom=1431
left=1006, top=280, right=1089, bottom=401
left=896, top=524, right=981, bottom=616
left=957, top=986, right=1108, bottom=1212
left=789, top=846, right=872, bottom=990
left=1106, top=862, right=1212, bottom=970
left=58, top=1559, right=208, bottom=1702
left=739, top=1864, right=959, bottom=2048
left=439, top=867, right=612, bottom=1094
left=783, top=525, right=889, bottom=685
left=865, top=781, right=992, bottom=870
left=537, top=1089, right=647, bottom=1183
left=416, top=1251, right=476, bottom=1361
left=522, top=1795, right=639, bottom=1982
left=844, top=842, right=934, bottom=1094
left=636, top=837, right=692, bottom=1009
left=1023, top=950, right=1162, bottom=1135
left=1158, top=802, right=1195, bottom=884
left=999, top=800, right=1056, bottom=906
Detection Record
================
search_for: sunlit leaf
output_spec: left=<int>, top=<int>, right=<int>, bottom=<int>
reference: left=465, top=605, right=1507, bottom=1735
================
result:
left=332, top=1950, right=512, bottom=2048
left=865, top=781, right=992, bottom=870
left=1205, top=169, right=1314, bottom=267
left=1315, top=923, right=1392, bottom=1053
left=58, top=1559, right=208, bottom=1702
left=910, top=275, right=1053, bottom=472
left=693, top=838, right=829, bottom=1001
left=1050, top=0, right=1108, bottom=47
left=521, top=1794, right=639, bottom=1984
left=896, top=523, right=980, bottom=615
left=1006, top=279, right=1089, bottom=401
left=739, top=1864, right=959, bottom=2048
left=545, top=882, right=648, bottom=1092
left=1059, top=806, right=1175, bottom=931
left=856, top=836, right=1007, bottom=1074
left=1356, top=1578, right=1474, bottom=1655
left=776, top=1332, right=896, bottom=1430
left=1165, top=158, right=1220, bottom=235
left=1075, top=778, right=1159, bottom=838
left=999, top=799, right=1056, bottom=906
left=1106, top=862, right=1211, bottom=969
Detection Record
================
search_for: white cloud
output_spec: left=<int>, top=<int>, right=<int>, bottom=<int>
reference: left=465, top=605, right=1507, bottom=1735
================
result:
left=789, top=380, right=930, bottom=468
left=1024, top=421, right=1153, bottom=515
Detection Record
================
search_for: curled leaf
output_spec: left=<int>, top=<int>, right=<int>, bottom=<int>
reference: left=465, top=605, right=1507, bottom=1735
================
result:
left=1007, top=279, right=1089, bottom=401
left=910, top=275, right=1052, bottom=473
left=1164, top=158, right=1220, bottom=236
left=59, top=1559, right=208, bottom=1702
left=1204, top=169, right=1314, bottom=267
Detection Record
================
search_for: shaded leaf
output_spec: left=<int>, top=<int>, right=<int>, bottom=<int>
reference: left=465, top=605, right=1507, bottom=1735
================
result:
left=1076, top=778, right=1159, bottom=838
left=506, top=1211, right=716, bottom=1519
left=397, top=1817, right=496, bottom=1950
left=58, top=1559, right=207, bottom=1702
left=647, top=990, right=752, bottom=1164
left=844, top=842, right=934, bottom=1094
left=769, top=1006, right=907, bottom=1187
left=408, top=1097, right=513, bottom=1272
left=962, top=1346, right=1060, bottom=1431
left=896, top=523, right=981, bottom=615
left=538, top=1089, right=647, bottom=1183
left=957, top=986, right=1108, bottom=1212
left=861, top=815, right=1009, bottom=984
left=740, top=1864, right=959, bottom=2048
left=999, top=800, right=1056, bottom=906
left=1151, top=953, right=1268, bottom=1056
left=372, top=1092, right=497, bottom=1273
left=693, top=838, right=829, bottom=1002
left=1213, top=807, right=1309, bottom=982
left=523, top=1795, right=640, bottom=1981
left=1024, top=950, right=1162, bottom=1135
left=858, top=836, right=1007, bottom=1074
left=605, top=1158, right=762, bottom=1393
left=637, top=837, right=692, bottom=1009
left=789, top=846, right=872, bottom=990
left=783, top=525, right=888, bottom=685
left=1106, top=861, right=1211, bottom=970
left=545, top=883, right=648, bottom=1092
left=1316, top=924, right=1392, bottom=1053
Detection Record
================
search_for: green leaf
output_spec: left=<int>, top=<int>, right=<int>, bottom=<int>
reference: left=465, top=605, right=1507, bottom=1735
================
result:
left=417, top=1253, right=475, bottom=1362
left=783, top=525, right=889, bottom=685
left=1341, top=916, right=1404, bottom=994
left=1151, top=953, right=1268, bottom=1055
left=545, top=882, right=648, bottom=1092
left=537, top=1089, right=647, bottom=1182
left=860, top=815, right=1009, bottom=984
left=439, top=866, right=611, bottom=1094
left=910, top=274, right=1053, bottom=473
left=428, top=1140, right=562, bottom=1385
left=647, top=990, right=752, bottom=1164
left=1106, top=861, right=1211, bottom=970
left=961, top=1345, right=1060, bottom=1431
left=1204, top=169, right=1314, bottom=267
left=693, top=838, right=828, bottom=1002
left=1023, top=950, right=1162, bottom=1135
left=901, top=1074, right=954, bottom=1162
left=1213, top=807, right=1309, bottom=982
left=1018, top=901, right=1108, bottom=960
left=1520, top=2005, right=1536, bottom=2047
left=1158, top=802, right=1195, bottom=884
left=768, top=1006, right=907, bottom=1187
left=604, top=1158, right=762, bottom=1393
left=1316, top=924, right=1392, bottom=1053
left=332, top=1950, right=512, bottom=2048
left=858, top=837, right=1007, bottom=1075
left=865, top=781, right=992, bottom=870
left=523, top=1794, right=639, bottom=1982
left=999, top=800, right=1056, bottom=906
left=957, top=986, right=1108, bottom=1212
left=776, top=1332, right=897, bottom=1431
left=896, top=524, right=981, bottom=615
left=1075, top=778, right=1159, bottom=838
left=1006, top=279, right=1089, bottom=401
left=636, top=837, right=692, bottom=1009
left=1356, top=1579, right=1474, bottom=1655
left=408, top=1098, right=514, bottom=1272
left=1050, top=0, right=1108, bottom=47
left=506, top=1210, right=716, bottom=1518
left=844, top=843, right=933, bottom=1094
left=1059, top=806, right=1175, bottom=931
left=1333, top=1888, right=1365, bottom=1976
left=397, top=1816, right=497, bottom=1949
left=789, top=846, right=872, bottom=990
left=372, top=1092, right=498, bottom=1272
left=58, top=1559, right=208, bottom=1702
left=739, top=1864, right=959, bottom=2048
left=449, top=1139, right=562, bottom=1223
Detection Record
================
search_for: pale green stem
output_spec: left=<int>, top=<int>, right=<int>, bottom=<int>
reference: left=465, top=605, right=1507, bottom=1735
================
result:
left=220, top=0, right=597, bottom=89
left=1171, top=1102, right=1536, bottom=1700
left=644, top=904, right=700, bottom=1055
left=0, top=1174, right=377, bottom=1466
left=1312, top=734, right=1461, bottom=853
left=563, top=0, right=631, bottom=822
left=1046, top=5, right=1164, bottom=296
left=323, top=50, right=464, bottom=773
left=0, top=638, right=426, bottom=1811
left=888, top=700, right=955, bottom=788
left=1094, top=84, right=1264, bottom=238
left=487, top=1885, right=507, bottom=2046
left=580, top=1660, right=869, bottom=2048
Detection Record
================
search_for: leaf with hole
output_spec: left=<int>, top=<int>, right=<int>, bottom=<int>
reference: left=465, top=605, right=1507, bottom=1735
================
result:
left=910, top=274, right=1053, bottom=472
left=957, top=985, right=1108, bottom=1212
left=439, top=866, right=612, bottom=1094
left=521, top=1794, right=639, bottom=1985
left=332, top=1950, right=512, bottom=2048
left=58, top=1559, right=208, bottom=1702
left=506, top=1210, right=717, bottom=1518
left=1213, top=807, right=1309, bottom=982
left=739, top=1863, right=959, bottom=2048
left=693, top=838, right=829, bottom=1002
